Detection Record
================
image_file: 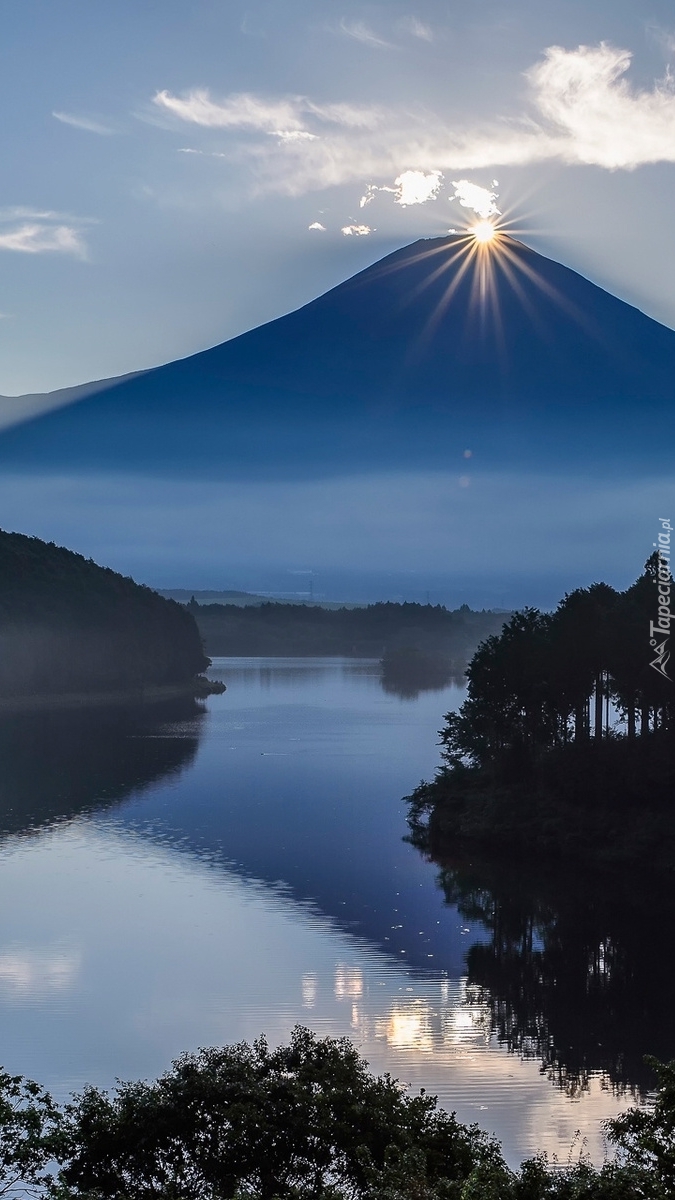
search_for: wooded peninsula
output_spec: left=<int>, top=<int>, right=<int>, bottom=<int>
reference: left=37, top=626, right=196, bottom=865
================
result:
left=407, top=556, right=675, bottom=866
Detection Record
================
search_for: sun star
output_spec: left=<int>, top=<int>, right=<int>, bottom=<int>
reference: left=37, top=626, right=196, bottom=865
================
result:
left=471, top=220, right=496, bottom=244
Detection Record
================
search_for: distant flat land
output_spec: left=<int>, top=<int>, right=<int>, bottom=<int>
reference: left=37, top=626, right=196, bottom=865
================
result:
left=157, top=590, right=362, bottom=610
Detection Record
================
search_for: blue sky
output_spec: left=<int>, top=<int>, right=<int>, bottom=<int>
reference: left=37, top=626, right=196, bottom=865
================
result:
left=4, top=0, right=675, bottom=396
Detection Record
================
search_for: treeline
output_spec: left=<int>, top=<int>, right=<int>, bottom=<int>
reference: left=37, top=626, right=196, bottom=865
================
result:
left=192, top=599, right=509, bottom=662
left=2, top=1027, right=675, bottom=1198
left=0, top=530, right=208, bottom=697
left=407, top=558, right=675, bottom=862
left=444, top=555, right=671, bottom=762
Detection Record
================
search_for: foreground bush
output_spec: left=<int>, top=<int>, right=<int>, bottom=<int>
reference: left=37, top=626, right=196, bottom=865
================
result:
left=1, top=1029, right=673, bottom=1198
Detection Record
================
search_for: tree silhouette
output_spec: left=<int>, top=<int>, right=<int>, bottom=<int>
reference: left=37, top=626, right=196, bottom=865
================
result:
left=407, top=559, right=675, bottom=865
left=438, top=560, right=673, bottom=771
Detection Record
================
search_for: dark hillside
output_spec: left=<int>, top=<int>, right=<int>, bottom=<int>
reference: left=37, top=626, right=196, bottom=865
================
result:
left=0, top=530, right=208, bottom=697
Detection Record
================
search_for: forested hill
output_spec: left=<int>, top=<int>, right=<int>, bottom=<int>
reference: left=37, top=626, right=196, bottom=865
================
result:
left=192, top=600, right=509, bottom=661
left=0, top=530, right=208, bottom=698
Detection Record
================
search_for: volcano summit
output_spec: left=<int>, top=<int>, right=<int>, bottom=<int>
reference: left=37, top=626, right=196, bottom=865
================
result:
left=0, top=234, right=673, bottom=480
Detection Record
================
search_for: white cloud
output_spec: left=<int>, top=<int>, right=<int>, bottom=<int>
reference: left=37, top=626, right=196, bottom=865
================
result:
left=395, top=169, right=443, bottom=205
left=337, top=19, right=393, bottom=50
left=272, top=130, right=319, bottom=143
left=450, top=179, right=500, bottom=219
left=525, top=41, right=675, bottom=168
left=177, top=147, right=228, bottom=158
left=359, top=171, right=442, bottom=209
left=305, top=101, right=382, bottom=130
left=154, top=89, right=306, bottom=132
left=153, top=42, right=675, bottom=202
left=360, top=183, right=394, bottom=207
left=341, top=223, right=372, bottom=235
left=0, top=223, right=86, bottom=256
left=154, top=89, right=382, bottom=135
left=397, top=16, right=433, bottom=42
left=53, top=111, right=115, bottom=135
left=308, top=221, right=326, bottom=231
left=0, top=206, right=76, bottom=222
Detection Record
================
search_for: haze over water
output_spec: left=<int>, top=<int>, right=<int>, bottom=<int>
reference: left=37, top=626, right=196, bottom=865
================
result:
left=0, top=658, right=655, bottom=1167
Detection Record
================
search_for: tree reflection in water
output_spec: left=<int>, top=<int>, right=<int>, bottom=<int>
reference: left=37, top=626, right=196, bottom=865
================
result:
left=429, top=851, right=675, bottom=1097
left=380, top=650, right=466, bottom=700
left=0, top=698, right=204, bottom=838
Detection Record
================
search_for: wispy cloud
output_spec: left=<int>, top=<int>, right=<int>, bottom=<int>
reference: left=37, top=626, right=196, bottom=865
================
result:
left=0, top=206, right=92, bottom=223
left=0, top=206, right=92, bottom=257
left=0, top=223, right=86, bottom=256
left=360, top=184, right=390, bottom=207
left=154, top=42, right=675, bottom=201
left=153, top=88, right=382, bottom=134
left=154, top=89, right=306, bottom=131
left=397, top=16, right=434, bottom=42
left=176, top=147, right=228, bottom=158
left=645, top=23, right=675, bottom=59
left=53, top=111, right=116, bottom=135
left=305, top=101, right=382, bottom=130
left=337, top=19, right=394, bottom=50
left=272, top=130, right=319, bottom=143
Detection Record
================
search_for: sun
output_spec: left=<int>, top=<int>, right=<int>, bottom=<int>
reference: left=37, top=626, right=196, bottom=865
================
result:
left=471, top=220, right=496, bottom=244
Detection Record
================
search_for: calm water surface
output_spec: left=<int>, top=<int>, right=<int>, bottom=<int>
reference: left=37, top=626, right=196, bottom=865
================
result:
left=0, top=658, right=660, bottom=1167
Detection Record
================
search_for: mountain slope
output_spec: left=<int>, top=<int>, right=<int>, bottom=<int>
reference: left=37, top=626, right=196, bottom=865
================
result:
left=1, top=235, right=673, bottom=478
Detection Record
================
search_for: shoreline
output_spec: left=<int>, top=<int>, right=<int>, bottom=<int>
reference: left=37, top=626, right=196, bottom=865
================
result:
left=406, top=735, right=675, bottom=871
left=0, top=675, right=225, bottom=714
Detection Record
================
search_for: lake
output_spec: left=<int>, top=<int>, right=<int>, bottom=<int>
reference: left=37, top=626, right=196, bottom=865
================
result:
left=0, top=656, right=667, bottom=1168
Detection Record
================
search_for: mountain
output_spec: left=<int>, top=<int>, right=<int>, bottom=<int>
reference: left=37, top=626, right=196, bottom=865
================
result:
left=0, top=371, right=141, bottom=434
left=1, top=234, right=673, bottom=480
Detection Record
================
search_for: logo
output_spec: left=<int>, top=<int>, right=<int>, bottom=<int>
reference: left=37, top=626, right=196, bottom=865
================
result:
left=649, top=637, right=671, bottom=681
left=650, top=518, right=672, bottom=682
